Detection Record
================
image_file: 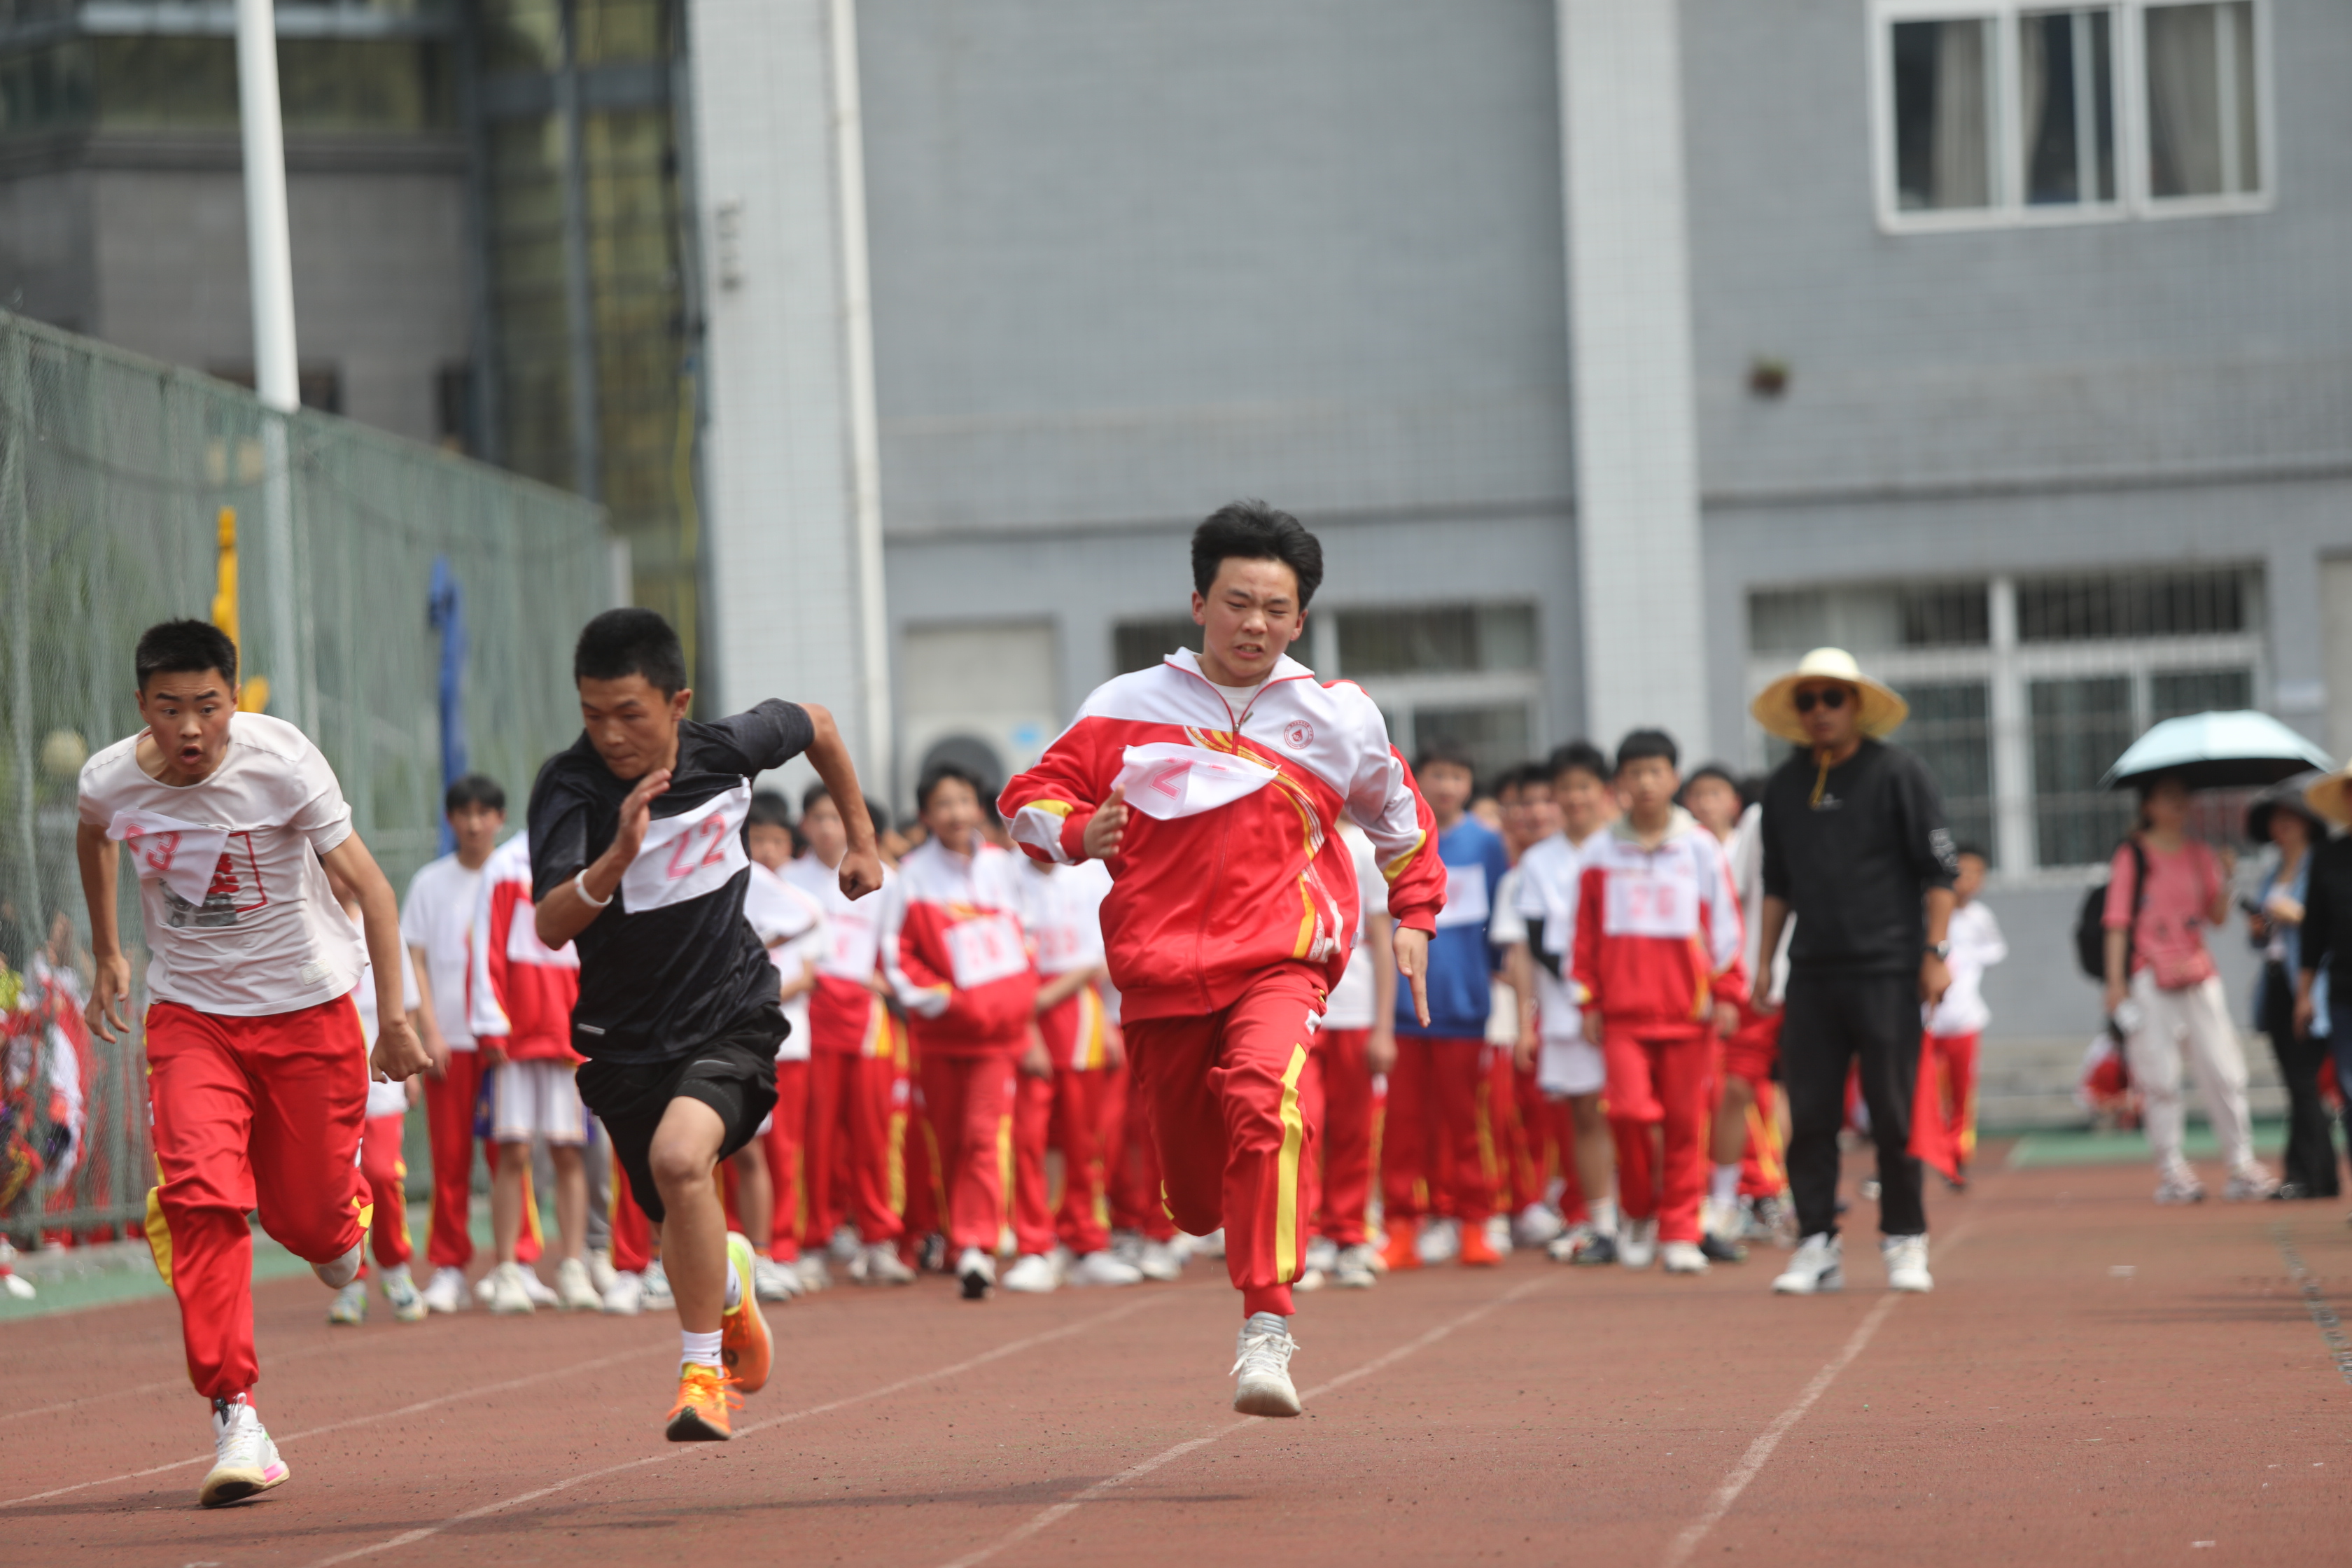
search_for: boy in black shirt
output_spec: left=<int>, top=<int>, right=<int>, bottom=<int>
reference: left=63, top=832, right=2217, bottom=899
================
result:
left=531, top=610, right=882, bottom=1440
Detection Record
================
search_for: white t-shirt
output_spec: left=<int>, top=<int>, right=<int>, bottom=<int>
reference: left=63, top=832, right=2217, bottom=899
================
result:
left=356, top=946, right=423, bottom=1118
left=783, top=853, right=891, bottom=987
left=746, top=862, right=827, bottom=1061
left=1016, top=858, right=1114, bottom=976
left=1513, top=830, right=1595, bottom=1043
left=401, top=853, right=487, bottom=1052
left=1926, top=898, right=2006, bottom=1037
left=78, top=711, right=363, bottom=1018
left=1324, top=825, right=1390, bottom=1030
left=1487, top=862, right=1527, bottom=1046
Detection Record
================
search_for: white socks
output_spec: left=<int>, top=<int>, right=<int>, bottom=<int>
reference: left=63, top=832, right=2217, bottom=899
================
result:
left=1711, top=1163, right=1741, bottom=1208
left=1589, top=1197, right=1619, bottom=1238
left=681, top=1329, right=722, bottom=1370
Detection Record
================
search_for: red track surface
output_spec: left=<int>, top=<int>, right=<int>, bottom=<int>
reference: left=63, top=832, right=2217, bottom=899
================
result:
left=6, top=1152, right=2348, bottom=1567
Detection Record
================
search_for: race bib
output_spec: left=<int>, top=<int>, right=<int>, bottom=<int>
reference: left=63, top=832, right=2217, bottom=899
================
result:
left=1434, top=861, right=1490, bottom=930
left=107, top=808, right=232, bottom=907
left=1035, top=920, right=1093, bottom=969
left=944, top=911, right=1028, bottom=990
left=1604, top=868, right=1697, bottom=938
left=827, top=909, right=878, bottom=977
left=1112, top=742, right=1279, bottom=821
left=620, top=784, right=750, bottom=912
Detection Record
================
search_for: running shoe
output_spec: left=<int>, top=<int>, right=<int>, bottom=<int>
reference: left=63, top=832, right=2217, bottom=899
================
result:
left=958, top=1247, right=996, bottom=1300
left=720, top=1233, right=773, bottom=1394
left=1303, top=1236, right=1340, bottom=1277
left=1772, top=1232, right=1844, bottom=1295
left=641, top=1258, right=674, bottom=1308
left=1136, top=1238, right=1185, bottom=1282
left=753, top=1256, right=803, bottom=1303
left=1416, top=1218, right=1461, bottom=1266
left=584, top=1248, right=620, bottom=1296
left=602, top=1271, right=645, bottom=1316
left=421, top=1265, right=469, bottom=1315
left=2155, top=1170, right=2208, bottom=1205
left=828, top=1224, right=862, bottom=1265
left=327, top=1280, right=368, bottom=1325
left=1331, top=1243, right=1379, bottom=1289
left=1231, top=1312, right=1302, bottom=1418
left=1002, top=1253, right=1060, bottom=1293
left=487, top=1261, right=536, bottom=1315
left=312, top=1242, right=362, bottom=1291
left=1067, top=1250, right=1144, bottom=1287
left=794, top=1254, right=834, bottom=1293
left=1483, top=1214, right=1514, bottom=1257
left=664, top=1362, right=740, bottom=1442
left=1882, top=1233, right=1932, bottom=1292
left=1564, top=1230, right=1619, bottom=1267
left=200, top=1394, right=290, bottom=1507
left=556, top=1257, right=603, bottom=1312
left=1378, top=1227, right=1423, bottom=1273
left=1700, top=1232, right=1747, bottom=1265
left=1660, top=1240, right=1709, bottom=1275
left=1618, top=1217, right=1658, bottom=1270
left=381, top=1264, right=428, bottom=1323
left=523, top=1269, right=561, bottom=1308
left=917, top=1233, right=950, bottom=1274
left=2225, top=1166, right=2281, bottom=1203
left=1458, top=1222, right=1503, bottom=1268
left=1511, top=1203, right=1566, bottom=1250
left=2, top=1272, right=33, bottom=1301
left=858, top=1242, right=917, bottom=1286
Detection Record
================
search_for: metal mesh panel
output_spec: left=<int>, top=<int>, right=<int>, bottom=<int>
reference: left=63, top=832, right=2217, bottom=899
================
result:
left=0, top=312, right=608, bottom=1242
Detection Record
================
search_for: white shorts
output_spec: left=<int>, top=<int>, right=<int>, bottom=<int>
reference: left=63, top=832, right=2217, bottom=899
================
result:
left=491, top=1059, right=587, bottom=1145
left=1537, top=1037, right=1605, bottom=1099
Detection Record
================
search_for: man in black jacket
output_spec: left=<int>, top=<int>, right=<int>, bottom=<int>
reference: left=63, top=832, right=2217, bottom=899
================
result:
left=1751, top=648, right=1957, bottom=1296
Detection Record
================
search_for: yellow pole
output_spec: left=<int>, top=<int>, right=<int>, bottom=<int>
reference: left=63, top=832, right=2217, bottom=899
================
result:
left=210, top=505, right=269, bottom=712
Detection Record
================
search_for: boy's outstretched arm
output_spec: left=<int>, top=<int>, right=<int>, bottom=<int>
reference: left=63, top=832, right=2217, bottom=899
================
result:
left=802, top=704, right=883, bottom=899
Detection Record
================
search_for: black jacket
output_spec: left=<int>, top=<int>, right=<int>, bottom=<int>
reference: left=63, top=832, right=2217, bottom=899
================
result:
left=1760, top=738, right=1958, bottom=977
left=2296, top=834, right=2352, bottom=991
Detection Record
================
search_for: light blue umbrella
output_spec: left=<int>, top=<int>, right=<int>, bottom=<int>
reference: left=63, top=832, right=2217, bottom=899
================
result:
left=2099, top=710, right=2332, bottom=791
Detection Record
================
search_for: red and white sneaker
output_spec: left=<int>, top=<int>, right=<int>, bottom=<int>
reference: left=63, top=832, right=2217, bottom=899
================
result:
left=200, top=1394, right=289, bottom=1508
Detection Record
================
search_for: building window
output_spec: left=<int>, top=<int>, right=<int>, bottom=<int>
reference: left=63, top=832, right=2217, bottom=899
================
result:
left=1872, top=1, right=2270, bottom=231
left=1336, top=604, right=1536, bottom=679
left=1111, top=617, right=1200, bottom=676
left=2029, top=675, right=2137, bottom=867
left=1906, top=680, right=1995, bottom=853
left=2015, top=567, right=2249, bottom=640
left=1327, top=604, right=1541, bottom=786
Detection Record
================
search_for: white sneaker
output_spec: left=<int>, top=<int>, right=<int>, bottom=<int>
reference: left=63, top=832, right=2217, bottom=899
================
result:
left=1546, top=1222, right=1592, bottom=1264
left=555, top=1256, right=602, bottom=1312
left=2, top=1272, right=33, bottom=1300
left=860, top=1242, right=916, bottom=1285
left=584, top=1248, right=620, bottom=1296
left=1483, top=1214, right=1515, bottom=1256
left=752, top=1256, right=802, bottom=1303
left=1001, top=1252, right=1060, bottom=1293
left=2155, top=1168, right=2208, bottom=1205
left=1417, top=1218, right=1462, bottom=1265
left=1068, top=1250, right=1144, bottom=1287
left=1136, top=1239, right=1185, bottom=1282
left=201, top=1394, right=289, bottom=1508
left=1331, top=1242, right=1378, bottom=1289
left=1511, top=1203, right=1566, bottom=1249
left=523, top=1268, right=561, bottom=1308
left=380, top=1264, right=427, bottom=1323
left=958, top=1247, right=996, bottom=1301
left=1660, top=1240, right=1709, bottom=1275
left=1304, top=1236, right=1340, bottom=1276
left=640, top=1258, right=674, bottom=1308
left=2226, top=1166, right=2280, bottom=1202
left=1882, top=1233, right=1932, bottom=1293
left=327, top=1280, right=368, bottom=1324
left=487, top=1261, right=536, bottom=1315
left=795, top=1254, right=834, bottom=1292
left=1773, top=1232, right=1844, bottom=1295
left=829, top=1224, right=862, bottom=1264
left=1618, top=1217, right=1658, bottom=1270
left=1191, top=1227, right=1227, bottom=1259
left=1231, top=1312, right=1302, bottom=1418
left=421, top=1265, right=468, bottom=1314
left=312, top=1242, right=362, bottom=1291
left=601, top=1271, right=645, bottom=1315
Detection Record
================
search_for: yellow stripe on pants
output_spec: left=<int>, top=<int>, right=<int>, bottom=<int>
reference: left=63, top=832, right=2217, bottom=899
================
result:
left=1274, top=1044, right=1310, bottom=1284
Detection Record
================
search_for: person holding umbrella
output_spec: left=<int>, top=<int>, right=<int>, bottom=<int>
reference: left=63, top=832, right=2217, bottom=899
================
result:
left=2246, top=776, right=2334, bottom=1200
left=2292, top=769, right=2352, bottom=1186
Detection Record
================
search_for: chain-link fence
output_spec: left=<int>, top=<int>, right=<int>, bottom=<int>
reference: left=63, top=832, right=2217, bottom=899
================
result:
left=0, top=311, right=610, bottom=1245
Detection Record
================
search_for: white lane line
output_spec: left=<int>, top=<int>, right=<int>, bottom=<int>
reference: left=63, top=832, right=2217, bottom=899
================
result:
left=0, top=1345, right=659, bottom=1509
left=302, top=1292, right=1175, bottom=1568
left=935, top=1273, right=1556, bottom=1568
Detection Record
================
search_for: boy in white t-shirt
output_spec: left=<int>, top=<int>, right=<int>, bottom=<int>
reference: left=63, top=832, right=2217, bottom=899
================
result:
left=76, top=621, right=427, bottom=1507
left=1923, top=844, right=2004, bottom=1189
left=739, top=792, right=827, bottom=1300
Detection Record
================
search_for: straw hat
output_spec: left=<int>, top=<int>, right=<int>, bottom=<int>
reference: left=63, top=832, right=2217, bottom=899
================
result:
left=2304, top=764, right=2352, bottom=829
left=1749, top=647, right=1910, bottom=746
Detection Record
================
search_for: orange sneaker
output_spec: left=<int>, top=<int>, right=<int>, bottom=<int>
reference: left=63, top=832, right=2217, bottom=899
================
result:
left=1458, top=1223, right=1502, bottom=1267
left=720, top=1233, right=772, bottom=1394
left=665, top=1362, right=741, bottom=1442
left=1378, top=1228, right=1422, bottom=1273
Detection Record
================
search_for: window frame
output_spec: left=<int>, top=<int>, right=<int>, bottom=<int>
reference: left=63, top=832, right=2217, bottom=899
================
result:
left=1868, top=0, right=2276, bottom=234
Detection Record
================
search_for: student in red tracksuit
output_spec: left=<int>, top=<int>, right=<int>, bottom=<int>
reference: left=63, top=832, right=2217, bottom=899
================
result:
left=1573, top=729, right=1747, bottom=1278
left=741, top=799, right=827, bottom=1300
left=76, top=620, right=428, bottom=1507
left=326, top=865, right=428, bottom=1328
left=1000, top=502, right=1445, bottom=1417
left=881, top=764, right=1040, bottom=1299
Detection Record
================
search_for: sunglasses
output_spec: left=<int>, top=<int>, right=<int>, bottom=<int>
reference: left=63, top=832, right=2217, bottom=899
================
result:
left=1793, top=687, right=1849, bottom=713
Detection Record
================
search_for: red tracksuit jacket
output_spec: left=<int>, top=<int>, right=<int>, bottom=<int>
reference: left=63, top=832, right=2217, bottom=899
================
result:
left=468, top=833, right=583, bottom=1063
left=879, top=838, right=1040, bottom=1056
left=997, top=648, right=1446, bottom=1021
left=1571, top=809, right=1749, bottom=1033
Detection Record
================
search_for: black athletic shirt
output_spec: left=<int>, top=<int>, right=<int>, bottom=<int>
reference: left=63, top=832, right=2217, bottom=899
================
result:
left=1760, top=738, right=1958, bottom=977
left=527, top=699, right=815, bottom=1063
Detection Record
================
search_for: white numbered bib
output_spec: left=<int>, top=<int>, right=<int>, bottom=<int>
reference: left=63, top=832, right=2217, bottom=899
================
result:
left=107, top=808, right=232, bottom=907
left=1434, top=861, right=1490, bottom=930
left=620, top=784, right=751, bottom=912
left=1603, top=868, right=1697, bottom=938
left=827, top=909, right=878, bottom=978
left=944, top=911, right=1028, bottom=990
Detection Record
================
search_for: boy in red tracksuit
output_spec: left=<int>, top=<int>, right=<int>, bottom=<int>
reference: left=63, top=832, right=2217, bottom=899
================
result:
left=999, top=501, right=1445, bottom=1417
left=881, top=764, right=1040, bottom=1299
left=1573, top=729, right=1747, bottom=1278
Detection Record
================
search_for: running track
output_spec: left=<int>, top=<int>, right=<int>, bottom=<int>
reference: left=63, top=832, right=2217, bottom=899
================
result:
left=5, top=1152, right=2347, bottom=1567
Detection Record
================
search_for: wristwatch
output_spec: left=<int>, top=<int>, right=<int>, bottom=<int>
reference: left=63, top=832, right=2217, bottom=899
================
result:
left=1928, top=940, right=1952, bottom=960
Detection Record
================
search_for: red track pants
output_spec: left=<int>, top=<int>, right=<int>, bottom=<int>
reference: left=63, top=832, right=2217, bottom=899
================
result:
left=919, top=1051, right=1015, bottom=1255
left=1312, top=1028, right=1374, bottom=1247
left=1010, top=1066, right=1057, bottom=1256
left=804, top=1051, right=902, bottom=1250
left=608, top=1155, right=654, bottom=1272
left=1604, top=1027, right=1712, bottom=1244
left=144, top=997, right=370, bottom=1400
left=1107, top=1063, right=1176, bottom=1242
left=357, top=1112, right=412, bottom=1275
left=1124, top=965, right=1322, bottom=1318
left=420, top=1051, right=536, bottom=1270
left=1011, top=1063, right=1126, bottom=1257
left=761, top=1059, right=808, bottom=1261
left=1380, top=1037, right=1494, bottom=1228
left=1923, top=1030, right=1980, bottom=1169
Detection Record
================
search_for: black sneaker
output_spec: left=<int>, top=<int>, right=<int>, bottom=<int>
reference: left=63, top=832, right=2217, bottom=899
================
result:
left=1569, top=1232, right=1618, bottom=1266
left=1700, top=1232, right=1746, bottom=1264
left=917, top=1232, right=949, bottom=1275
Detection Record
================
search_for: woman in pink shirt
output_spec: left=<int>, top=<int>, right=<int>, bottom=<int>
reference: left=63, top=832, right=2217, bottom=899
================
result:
left=2100, top=774, right=2276, bottom=1204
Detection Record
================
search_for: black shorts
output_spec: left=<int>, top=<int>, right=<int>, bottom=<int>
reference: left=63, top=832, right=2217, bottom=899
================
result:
left=574, top=1006, right=783, bottom=1226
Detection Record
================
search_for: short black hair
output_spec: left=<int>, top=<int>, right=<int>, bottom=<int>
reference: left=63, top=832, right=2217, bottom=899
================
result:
left=1508, top=762, right=1554, bottom=794
left=573, top=608, right=687, bottom=697
left=134, top=620, right=237, bottom=692
left=1546, top=740, right=1609, bottom=785
left=916, top=763, right=983, bottom=815
left=748, top=790, right=793, bottom=831
left=1414, top=739, right=1478, bottom=778
left=1682, top=762, right=1740, bottom=799
left=444, top=773, right=507, bottom=815
left=1616, top=729, right=1679, bottom=773
left=1190, top=500, right=1324, bottom=611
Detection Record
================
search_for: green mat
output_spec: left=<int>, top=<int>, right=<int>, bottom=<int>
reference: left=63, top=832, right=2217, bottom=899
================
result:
left=2005, top=1119, right=2294, bottom=1170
